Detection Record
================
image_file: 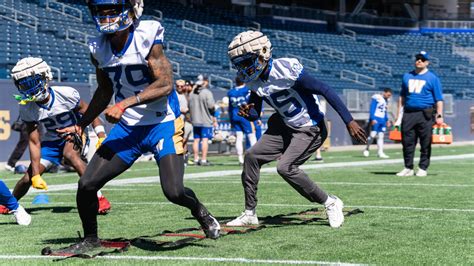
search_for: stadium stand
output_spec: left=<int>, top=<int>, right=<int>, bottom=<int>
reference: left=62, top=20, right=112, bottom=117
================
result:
left=0, top=0, right=472, bottom=99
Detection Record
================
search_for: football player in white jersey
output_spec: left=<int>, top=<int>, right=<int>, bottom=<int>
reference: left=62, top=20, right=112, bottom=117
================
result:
left=226, top=31, right=366, bottom=228
left=55, top=0, right=219, bottom=254
left=3, top=57, right=111, bottom=214
left=363, top=88, right=393, bottom=159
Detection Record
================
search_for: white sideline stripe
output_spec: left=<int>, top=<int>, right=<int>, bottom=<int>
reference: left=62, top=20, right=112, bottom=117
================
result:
left=21, top=153, right=474, bottom=194
left=184, top=181, right=474, bottom=187
left=0, top=255, right=363, bottom=265
left=37, top=201, right=474, bottom=213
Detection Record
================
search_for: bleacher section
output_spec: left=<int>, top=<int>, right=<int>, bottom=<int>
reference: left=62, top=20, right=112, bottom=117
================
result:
left=0, top=0, right=473, bottom=99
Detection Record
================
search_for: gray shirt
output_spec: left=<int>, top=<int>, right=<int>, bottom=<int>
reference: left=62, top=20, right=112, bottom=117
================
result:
left=189, top=87, right=215, bottom=127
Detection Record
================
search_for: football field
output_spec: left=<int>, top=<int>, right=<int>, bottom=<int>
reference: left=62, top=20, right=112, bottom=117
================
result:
left=0, top=145, right=473, bottom=265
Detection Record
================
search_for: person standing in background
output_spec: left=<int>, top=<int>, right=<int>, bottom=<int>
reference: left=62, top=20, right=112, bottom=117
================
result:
left=396, top=51, right=444, bottom=177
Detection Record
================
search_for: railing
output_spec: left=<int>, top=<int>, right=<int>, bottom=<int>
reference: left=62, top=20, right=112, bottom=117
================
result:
left=316, top=45, right=345, bottom=62
left=343, top=89, right=360, bottom=111
left=370, top=39, right=396, bottom=53
left=248, top=21, right=261, bottom=31
left=166, top=41, right=205, bottom=61
left=66, top=28, right=92, bottom=46
left=209, top=74, right=233, bottom=91
left=455, top=64, right=474, bottom=76
left=362, top=59, right=392, bottom=76
left=182, top=20, right=213, bottom=37
left=275, top=31, right=302, bottom=47
left=88, top=74, right=97, bottom=98
left=342, top=28, right=356, bottom=40
left=153, top=9, right=163, bottom=20
left=169, top=60, right=180, bottom=76
left=50, top=66, right=61, bottom=82
left=433, top=33, right=457, bottom=45
left=46, top=0, right=82, bottom=22
left=427, top=20, right=474, bottom=29
left=0, top=5, right=39, bottom=31
left=340, top=70, right=375, bottom=88
left=286, top=53, right=318, bottom=72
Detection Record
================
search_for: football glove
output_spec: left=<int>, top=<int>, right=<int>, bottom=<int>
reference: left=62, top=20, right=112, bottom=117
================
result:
left=96, top=137, right=106, bottom=149
left=31, top=175, right=48, bottom=190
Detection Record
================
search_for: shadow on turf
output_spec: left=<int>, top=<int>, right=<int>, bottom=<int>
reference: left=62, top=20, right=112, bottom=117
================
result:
left=370, top=171, right=438, bottom=176
left=27, top=206, right=75, bottom=214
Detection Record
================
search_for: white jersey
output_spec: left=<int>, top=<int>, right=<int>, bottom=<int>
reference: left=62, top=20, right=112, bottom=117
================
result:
left=247, top=58, right=324, bottom=128
left=88, top=20, right=180, bottom=126
left=19, top=86, right=81, bottom=142
left=370, top=94, right=388, bottom=120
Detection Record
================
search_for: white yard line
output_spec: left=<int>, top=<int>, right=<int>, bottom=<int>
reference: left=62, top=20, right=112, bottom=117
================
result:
left=34, top=201, right=474, bottom=213
left=0, top=255, right=364, bottom=265
left=20, top=153, right=474, bottom=194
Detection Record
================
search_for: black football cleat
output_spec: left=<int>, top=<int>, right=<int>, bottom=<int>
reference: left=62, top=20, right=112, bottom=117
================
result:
left=42, top=237, right=101, bottom=256
left=193, top=205, right=220, bottom=239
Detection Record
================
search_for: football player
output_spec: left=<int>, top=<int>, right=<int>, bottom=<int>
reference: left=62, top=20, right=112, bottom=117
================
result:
left=0, top=180, right=31, bottom=225
left=3, top=57, right=111, bottom=214
left=56, top=0, right=220, bottom=254
left=363, top=88, right=392, bottom=158
left=228, top=76, right=257, bottom=165
left=226, top=31, right=366, bottom=228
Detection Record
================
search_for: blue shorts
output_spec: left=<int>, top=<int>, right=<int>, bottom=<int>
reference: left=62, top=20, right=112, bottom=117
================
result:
left=231, top=116, right=253, bottom=134
left=41, top=139, right=66, bottom=166
left=193, top=126, right=213, bottom=139
left=103, top=118, right=185, bottom=165
left=371, top=119, right=387, bottom=133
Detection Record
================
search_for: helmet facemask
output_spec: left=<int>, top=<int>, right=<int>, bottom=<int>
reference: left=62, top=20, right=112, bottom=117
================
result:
left=231, top=53, right=267, bottom=83
left=14, top=74, right=49, bottom=103
left=89, top=2, right=134, bottom=34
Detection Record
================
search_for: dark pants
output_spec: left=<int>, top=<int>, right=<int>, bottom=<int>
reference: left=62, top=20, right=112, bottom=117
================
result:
left=7, top=125, right=28, bottom=167
left=242, top=114, right=329, bottom=210
left=401, top=110, right=434, bottom=170
left=77, top=146, right=205, bottom=239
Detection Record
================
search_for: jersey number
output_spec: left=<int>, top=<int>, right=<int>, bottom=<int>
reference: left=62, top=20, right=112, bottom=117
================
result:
left=42, top=112, right=77, bottom=130
left=103, top=65, right=151, bottom=101
left=269, top=90, right=302, bottom=117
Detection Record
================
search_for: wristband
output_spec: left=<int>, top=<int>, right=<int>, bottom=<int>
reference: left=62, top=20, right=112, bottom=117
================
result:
left=94, top=125, right=105, bottom=135
left=136, top=94, right=141, bottom=104
left=115, top=103, right=126, bottom=113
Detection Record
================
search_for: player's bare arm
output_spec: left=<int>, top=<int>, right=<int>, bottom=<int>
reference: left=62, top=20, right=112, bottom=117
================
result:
left=26, top=122, right=41, bottom=177
left=105, top=44, right=173, bottom=124
left=76, top=100, right=106, bottom=139
left=435, top=101, right=444, bottom=125
left=57, top=56, right=114, bottom=140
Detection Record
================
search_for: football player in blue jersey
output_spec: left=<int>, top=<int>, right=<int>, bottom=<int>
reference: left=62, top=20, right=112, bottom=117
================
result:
left=2, top=57, right=111, bottom=214
left=226, top=31, right=366, bottom=228
left=0, top=180, right=31, bottom=225
left=56, top=0, right=219, bottom=254
left=228, top=76, right=257, bottom=165
left=363, top=88, right=393, bottom=159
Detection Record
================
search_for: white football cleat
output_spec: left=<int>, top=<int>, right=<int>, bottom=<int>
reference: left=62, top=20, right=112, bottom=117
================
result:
left=226, top=210, right=259, bottom=226
left=396, top=168, right=414, bottom=177
left=415, top=169, right=427, bottom=177
left=12, top=205, right=31, bottom=226
left=378, top=152, right=389, bottom=159
left=5, top=164, right=14, bottom=172
left=363, top=150, right=369, bottom=157
left=325, top=196, right=344, bottom=228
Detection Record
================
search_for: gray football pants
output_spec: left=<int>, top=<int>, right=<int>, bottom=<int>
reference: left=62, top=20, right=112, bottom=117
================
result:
left=242, top=114, right=329, bottom=210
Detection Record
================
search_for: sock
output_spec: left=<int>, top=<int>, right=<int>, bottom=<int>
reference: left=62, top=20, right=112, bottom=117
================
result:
left=96, top=190, right=102, bottom=197
left=377, top=132, right=384, bottom=154
left=324, top=195, right=336, bottom=207
left=247, top=133, right=257, bottom=146
left=366, top=131, right=377, bottom=150
left=245, top=209, right=256, bottom=215
left=236, top=132, right=244, bottom=159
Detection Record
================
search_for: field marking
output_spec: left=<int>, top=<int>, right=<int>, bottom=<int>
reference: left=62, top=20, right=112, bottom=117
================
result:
left=0, top=255, right=363, bottom=265
left=184, top=181, right=474, bottom=187
left=19, top=153, right=474, bottom=194
left=34, top=201, right=474, bottom=213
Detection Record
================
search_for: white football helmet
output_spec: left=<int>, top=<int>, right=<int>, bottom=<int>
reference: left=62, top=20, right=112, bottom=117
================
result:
left=11, top=57, right=52, bottom=103
left=228, top=31, right=272, bottom=82
left=87, top=0, right=144, bottom=34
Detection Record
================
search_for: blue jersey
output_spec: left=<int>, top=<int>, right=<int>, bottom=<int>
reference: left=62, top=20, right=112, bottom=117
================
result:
left=369, top=94, right=388, bottom=122
left=228, top=85, right=250, bottom=120
left=401, top=70, right=443, bottom=110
